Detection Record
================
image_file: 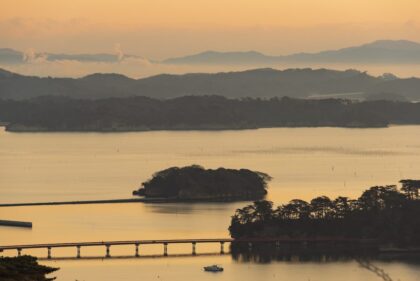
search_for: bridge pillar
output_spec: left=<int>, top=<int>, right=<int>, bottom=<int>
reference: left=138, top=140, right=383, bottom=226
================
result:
left=47, top=247, right=52, bottom=259
left=105, top=245, right=111, bottom=258
left=135, top=243, right=139, bottom=257
left=77, top=246, right=81, bottom=258
left=192, top=242, right=196, bottom=255
left=17, top=248, right=22, bottom=257
left=163, top=243, right=168, bottom=256
left=220, top=242, right=225, bottom=254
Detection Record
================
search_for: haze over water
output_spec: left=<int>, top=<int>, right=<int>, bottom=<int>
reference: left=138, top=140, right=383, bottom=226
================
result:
left=1, top=126, right=419, bottom=204
left=1, top=126, right=419, bottom=281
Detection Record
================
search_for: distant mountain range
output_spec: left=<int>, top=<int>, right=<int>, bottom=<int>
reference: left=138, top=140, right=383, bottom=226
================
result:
left=163, top=40, right=420, bottom=65
left=1, top=40, right=420, bottom=65
left=1, top=67, right=420, bottom=101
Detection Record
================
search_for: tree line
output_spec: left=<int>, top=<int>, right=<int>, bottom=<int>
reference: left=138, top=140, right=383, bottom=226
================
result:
left=229, top=180, right=420, bottom=246
left=1, top=95, right=420, bottom=131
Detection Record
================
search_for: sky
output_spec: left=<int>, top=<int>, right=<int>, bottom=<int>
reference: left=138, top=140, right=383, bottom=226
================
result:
left=1, top=0, right=420, bottom=59
left=1, top=0, right=420, bottom=78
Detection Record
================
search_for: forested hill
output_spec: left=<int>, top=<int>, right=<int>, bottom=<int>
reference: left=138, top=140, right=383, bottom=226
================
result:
left=134, top=165, right=270, bottom=201
left=1, top=96, right=420, bottom=131
left=1, top=67, right=420, bottom=101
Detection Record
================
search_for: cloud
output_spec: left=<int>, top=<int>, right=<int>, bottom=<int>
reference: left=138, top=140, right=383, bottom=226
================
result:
left=22, top=48, right=48, bottom=63
left=114, top=43, right=124, bottom=61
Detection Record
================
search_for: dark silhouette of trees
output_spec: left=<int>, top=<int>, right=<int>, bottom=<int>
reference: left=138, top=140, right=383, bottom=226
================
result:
left=400, top=179, right=420, bottom=200
left=229, top=180, right=420, bottom=246
left=310, top=196, right=333, bottom=219
left=332, top=196, right=353, bottom=218
left=133, top=165, right=271, bottom=201
left=357, top=185, right=404, bottom=211
left=278, top=199, right=310, bottom=220
left=2, top=95, right=420, bottom=131
left=0, top=255, right=58, bottom=281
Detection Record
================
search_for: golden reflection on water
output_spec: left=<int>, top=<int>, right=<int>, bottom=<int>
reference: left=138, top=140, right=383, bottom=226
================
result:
left=1, top=126, right=419, bottom=244
left=1, top=126, right=420, bottom=280
left=41, top=255, right=420, bottom=281
left=1, top=126, right=419, bottom=204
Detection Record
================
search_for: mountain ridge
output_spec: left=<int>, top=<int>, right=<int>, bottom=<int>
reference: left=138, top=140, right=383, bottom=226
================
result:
left=1, top=66, right=419, bottom=101
left=162, top=40, right=420, bottom=65
left=2, top=40, right=420, bottom=66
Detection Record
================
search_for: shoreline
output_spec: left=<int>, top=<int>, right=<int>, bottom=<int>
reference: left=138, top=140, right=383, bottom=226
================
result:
left=3, top=123, right=389, bottom=133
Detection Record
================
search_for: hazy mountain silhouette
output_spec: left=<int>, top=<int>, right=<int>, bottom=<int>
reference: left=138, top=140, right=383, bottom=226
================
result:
left=163, top=40, right=420, bottom=65
left=287, top=40, right=420, bottom=63
left=163, top=50, right=275, bottom=65
left=2, top=40, right=420, bottom=66
left=1, top=67, right=420, bottom=101
left=0, top=48, right=140, bottom=64
left=0, top=48, right=23, bottom=64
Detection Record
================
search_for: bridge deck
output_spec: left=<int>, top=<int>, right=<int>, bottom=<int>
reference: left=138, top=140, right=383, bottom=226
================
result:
left=0, top=237, right=374, bottom=250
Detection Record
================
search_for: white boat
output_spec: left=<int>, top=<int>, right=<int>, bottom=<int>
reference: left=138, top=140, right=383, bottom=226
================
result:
left=204, top=265, right=224, bottom=272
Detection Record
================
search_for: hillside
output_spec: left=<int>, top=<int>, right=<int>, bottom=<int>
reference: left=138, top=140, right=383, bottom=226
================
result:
left=1, top=67, right=420, bottom=101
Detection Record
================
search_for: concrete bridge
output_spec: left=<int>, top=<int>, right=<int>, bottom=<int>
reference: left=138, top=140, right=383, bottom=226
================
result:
left=0, top=237, right=375, bottom=259
left=0, top=238, right=233, bottom=259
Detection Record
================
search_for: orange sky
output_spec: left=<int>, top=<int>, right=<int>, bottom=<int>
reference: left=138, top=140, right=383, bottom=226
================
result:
left=1, top=0, right=420, bottom=58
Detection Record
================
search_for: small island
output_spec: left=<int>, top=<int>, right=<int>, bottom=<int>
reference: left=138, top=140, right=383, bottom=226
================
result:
left=0, top=255, right=58, bottom=281
left=133, top=165, right=271, bottom=201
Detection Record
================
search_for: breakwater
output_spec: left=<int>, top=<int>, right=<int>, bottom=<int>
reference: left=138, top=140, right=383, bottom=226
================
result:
left=0, top=198, right=162, bottom=207
left=0, top=220, right=32, bottom=228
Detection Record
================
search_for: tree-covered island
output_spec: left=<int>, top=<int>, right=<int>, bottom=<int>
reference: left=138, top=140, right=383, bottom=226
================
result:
left=229, top=180, right=420, bottom=247
left=0, top=255, right=58, bottom=281
left=133, top=165, right=271, bottom=201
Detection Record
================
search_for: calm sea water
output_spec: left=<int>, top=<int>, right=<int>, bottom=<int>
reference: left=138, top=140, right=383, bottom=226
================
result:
left=1, top=126, right=419, bottom=281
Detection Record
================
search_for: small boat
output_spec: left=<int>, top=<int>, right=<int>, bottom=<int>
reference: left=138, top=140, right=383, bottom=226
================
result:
left=204, top=265, right=224, bottom=272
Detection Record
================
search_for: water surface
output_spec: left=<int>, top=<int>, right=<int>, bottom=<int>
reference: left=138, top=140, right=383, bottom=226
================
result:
left=1, top=126, right=419, bottom=280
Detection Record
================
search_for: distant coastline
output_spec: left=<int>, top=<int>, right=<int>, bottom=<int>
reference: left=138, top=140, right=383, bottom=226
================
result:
left=4, top=96, right=420, bottom=132
left=4, top=123, right=387, bottom=132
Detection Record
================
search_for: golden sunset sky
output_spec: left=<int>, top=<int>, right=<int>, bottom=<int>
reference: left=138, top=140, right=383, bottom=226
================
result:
left=1, top=0, right=420, bottom=59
